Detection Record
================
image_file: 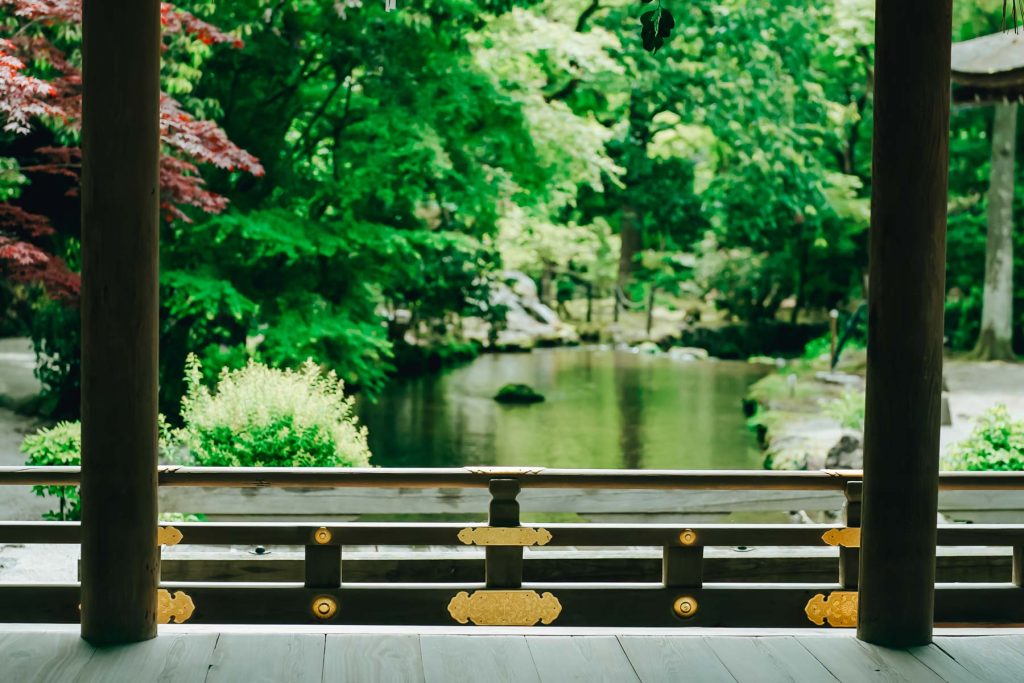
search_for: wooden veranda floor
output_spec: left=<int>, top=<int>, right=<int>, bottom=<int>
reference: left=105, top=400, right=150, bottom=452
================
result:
left=1, top=626, right=1022, bottom=682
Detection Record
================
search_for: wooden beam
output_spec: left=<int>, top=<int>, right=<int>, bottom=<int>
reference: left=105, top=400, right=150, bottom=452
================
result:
left=858, top=0, right=952, bottom=647
left=79, top=0, right=162, bottom=644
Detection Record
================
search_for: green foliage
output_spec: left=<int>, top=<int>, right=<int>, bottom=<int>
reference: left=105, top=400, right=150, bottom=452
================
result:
left=27, top=301, right=80, bottom=418
left=946, top=405, right=1024, bottom=471
left=12, top=0, right=1024, bottom=420
left=823, top=390, right=865, bottom=431
left=176, top=355, right=371, bottom=468
left=21, top=421, right=81, bottom=520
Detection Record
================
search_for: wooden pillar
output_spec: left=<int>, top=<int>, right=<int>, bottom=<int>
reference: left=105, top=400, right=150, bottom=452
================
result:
left=79, top=0, right=162, bottom=645
left=857, top=0, right=952, bottom=647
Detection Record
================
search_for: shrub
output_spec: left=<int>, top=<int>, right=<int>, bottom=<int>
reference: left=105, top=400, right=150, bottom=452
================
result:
left=946, top=405, right=1024, bottom=471
left=176, top=355, right=370, bottom=468
left=21, top=418, right=178, bottom=520
left=823, top=390, right=865, bottom=431
left=21, top=421, right=81, bottom=520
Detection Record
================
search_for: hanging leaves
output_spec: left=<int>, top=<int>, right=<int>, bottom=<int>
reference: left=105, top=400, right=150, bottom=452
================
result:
left=639, top=1, right=674, bottom=54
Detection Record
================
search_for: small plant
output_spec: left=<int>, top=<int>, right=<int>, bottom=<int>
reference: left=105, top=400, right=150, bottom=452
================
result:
left=494, top=383, right=545, bottom=405
left=823, top=390, right=865, bottom=431
left=21, top=421, right=81, bottom=520
left=22, top=419, right=178, bottom=520
left=946, top=405, right=1024, bottom=471
left=176, top=355, right=371, bottom=468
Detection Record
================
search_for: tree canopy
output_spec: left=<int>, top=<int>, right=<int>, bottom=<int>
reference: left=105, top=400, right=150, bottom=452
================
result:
left=1, top=0, right=1021, bottom=417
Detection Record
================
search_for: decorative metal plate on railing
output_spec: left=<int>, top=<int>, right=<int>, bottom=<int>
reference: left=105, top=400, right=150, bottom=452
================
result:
left=821, top=528, right=860, bottom=548
left=805, top=591, right=857, bottom=627
left=157, top=526, right=182, bottom=546
left=457, top=527, right=552, bottom=546
left=157, top=589, right=194, bottom=624
left=447, top=590, right=562, bottom=626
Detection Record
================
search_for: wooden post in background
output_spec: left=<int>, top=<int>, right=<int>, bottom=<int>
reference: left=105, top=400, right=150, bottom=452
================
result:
left=840, top=482, right=861, bottom=589
left=79, top=0, right=162, bottom=645
left=858, top=0, right=952, bottom=648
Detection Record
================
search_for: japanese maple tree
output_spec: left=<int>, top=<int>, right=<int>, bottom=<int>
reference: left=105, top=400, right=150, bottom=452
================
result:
left=0, top=0, right=262, bottom=299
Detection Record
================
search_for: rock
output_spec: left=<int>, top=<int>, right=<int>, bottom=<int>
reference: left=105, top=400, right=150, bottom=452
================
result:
left=494, top=383, right=545, bottom=405
left=634, top=341, right=661, bottom=355
left=492, top=331, right=535, bottom=353
left=466, top=271, right=579, bottom=350
left=668, top=346, right=710, bottom=361
left=825, top=432, right=863, bottom=469
left=815, top=371, right=864, bottom=388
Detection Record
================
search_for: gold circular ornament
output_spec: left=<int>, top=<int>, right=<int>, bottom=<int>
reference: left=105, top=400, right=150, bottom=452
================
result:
left=312, top=595, right=338, bottom=620
left=679, top=529, right=698, bottom=546
left=314, top=527, right=332, bottom=544
left=672, top=596, right=698, bottom=619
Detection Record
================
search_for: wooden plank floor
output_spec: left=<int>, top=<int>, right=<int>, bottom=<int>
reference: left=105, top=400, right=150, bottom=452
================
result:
left=1, top=628, right=1022, bottom=682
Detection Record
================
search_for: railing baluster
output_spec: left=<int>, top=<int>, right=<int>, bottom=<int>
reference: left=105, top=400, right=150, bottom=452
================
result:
left=305, top=527, right=341, bottom=588
left=663, top=545, right=703, bottom=588
left=485, top=478, right=523, bottom=588
left=840, top=482, right=861, bottom=589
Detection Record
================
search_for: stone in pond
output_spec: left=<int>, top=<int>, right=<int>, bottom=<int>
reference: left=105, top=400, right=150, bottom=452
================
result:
left=494, top=383, right=545, bottom=404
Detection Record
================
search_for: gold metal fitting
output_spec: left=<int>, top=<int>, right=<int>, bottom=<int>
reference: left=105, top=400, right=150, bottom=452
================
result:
left=672, top=595, right=698, bottom=619
left=312, top=595, right=338, bottom=620
left=448, top=590, right=561, bottom=626
left=157, top=526, right=183, bottom=547
left=313, top=527, right=332, bottom=545
left=821, top=527, right=860, bottom=548
left=457, top=526, right=552, bottom=547
left=157, top=589, right=195, bottom=624
left=805, top=591, right=857, bottom=627
left=679, top=529, right=698, bottom=546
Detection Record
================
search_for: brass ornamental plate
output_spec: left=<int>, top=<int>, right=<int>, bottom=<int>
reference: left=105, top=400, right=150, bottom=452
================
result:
left=157, top=589, right=195, bottom=624
left=448, top=590, right=562, bottom=626
left=821, top=528, right=860, bottom=548
left=157, top=526, right=183, bottom=547
left=457, top=526, right=552, bottom=546
left=805, top=591, right=857, bottom=627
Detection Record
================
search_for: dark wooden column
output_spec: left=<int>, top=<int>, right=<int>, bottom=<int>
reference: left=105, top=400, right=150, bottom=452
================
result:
left=79, top=0, right=162, bottom=645
left=858, top=0, right=952, bottom=647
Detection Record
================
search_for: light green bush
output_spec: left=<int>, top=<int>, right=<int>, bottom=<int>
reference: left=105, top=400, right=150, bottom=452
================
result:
left=21, top=421, right=81, bottom=520
left=946, top=405, right=1024, bottom=471
left=176, top=355, right=371, bottom=468
left=823, top=390, right=865, bottom=431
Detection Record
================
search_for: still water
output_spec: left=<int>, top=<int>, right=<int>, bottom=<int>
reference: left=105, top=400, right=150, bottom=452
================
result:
left=359, top=347, right=769, bottom=470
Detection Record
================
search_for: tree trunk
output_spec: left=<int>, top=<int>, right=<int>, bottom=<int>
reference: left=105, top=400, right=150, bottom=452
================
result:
left=617, top=204, right=642, bottom=289
left=972, top=103, right=1017, bottom=361
left=857, top=0, right=952, bottom=648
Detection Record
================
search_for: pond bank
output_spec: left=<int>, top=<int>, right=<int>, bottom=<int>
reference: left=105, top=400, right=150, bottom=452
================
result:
left=748, top=352, right=1024, bottom=471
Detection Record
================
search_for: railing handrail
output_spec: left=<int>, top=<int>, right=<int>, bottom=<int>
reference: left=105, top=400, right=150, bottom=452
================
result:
left=1, top=465, right=1023, bottom=490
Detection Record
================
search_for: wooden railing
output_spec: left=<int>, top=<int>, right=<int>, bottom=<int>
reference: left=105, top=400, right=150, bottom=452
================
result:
left=1, top=467, right=1023, bottom=627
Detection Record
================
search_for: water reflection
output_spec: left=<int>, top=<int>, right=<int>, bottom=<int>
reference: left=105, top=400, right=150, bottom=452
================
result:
left=358, top=347, right=769, bottom=470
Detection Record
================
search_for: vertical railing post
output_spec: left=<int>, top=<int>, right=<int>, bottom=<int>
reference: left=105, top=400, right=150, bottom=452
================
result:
left=1013, top=547, right=1023, bottom=588
left=486, top=479, right=523, bottom=588
left=858, top=0, right=952, bottom=647
left=663, top=531, right=703, bottom=588
left=79, top=0, right=162, bottom=645
left=840, top=482, right=861, bottom=589
left=305, top=527, right=342, bottom=589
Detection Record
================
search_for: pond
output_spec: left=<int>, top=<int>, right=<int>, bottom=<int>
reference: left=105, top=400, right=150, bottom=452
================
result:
left=358, top=347, right=769, bottom=470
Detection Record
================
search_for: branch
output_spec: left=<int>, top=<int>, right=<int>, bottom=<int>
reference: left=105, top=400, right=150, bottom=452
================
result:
left=544, top=78, right=580, bottom=103
left=575, top=0, right=601, bottom=31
